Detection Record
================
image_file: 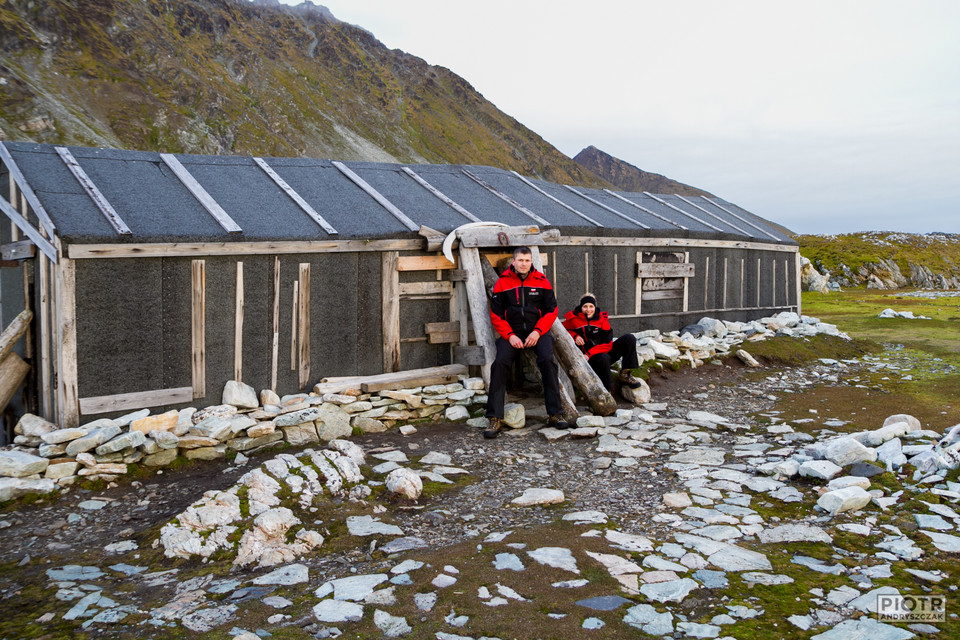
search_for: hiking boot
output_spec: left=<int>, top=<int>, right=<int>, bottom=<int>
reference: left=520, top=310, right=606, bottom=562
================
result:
left=546, top=414, right=570, bottom=430
left=483, top=417, right=503, bottom=439
left=618, top=369, right=643, bottom=389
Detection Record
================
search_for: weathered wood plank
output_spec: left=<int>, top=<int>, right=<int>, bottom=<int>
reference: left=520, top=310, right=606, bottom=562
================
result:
left=382, top=251, right=400, bottom=373
left=458, top=227, right=560, bottom=249
left=461, top=169, right=549, bottom=225
left=636, top=263, right=695, bottom=278
left=39, top=254, right=52, bottom=418
left=635, top=251, right=643, bottom=316
left=161, top=153, right=242, bottom=233
left=332, top=161, right=419, bottom=231
left=55, top=251, right=79, bottom=428
left=55, top=146, right=132, bottom=236
left=418, top=225, right=448, bottom=252
left=613, top=253, right=619, bottom=315
left=0, top=352, right=29, bottom=414
left=291, top=280, right=299, bottom=371
left=0, top=196, right=57, bottom=262
left=427, top=331, right=460, bottom=345
left=67, top=239, right=423, bottom=259
left=234, top=262, right=244, bottom=382
left=298, top=263, right=311, bottom=389
left=79, top=386, right=193, bottom=415
left=399, top=281, right=453, bottom=296
left=0, top=309, right=32, bottom=363
left=0, top=141, right=57, bottom=237
left=398, top=255, right=457, bottom=271
left=557, top=236, right=798, bottom=253
left=362, top=374, right=460, bottom=393
left=458, top=246, right=497, bottom=386
left=642, top=278, right=685, bottom=291
left=191, top=259, right=206, bottom=399
left=425, top=321, right=460, bottom=333
left=271, top=256, right=280, bottom=392
left=642, top=289, right=685, bottom=301
left=1, top=241, right=34, bottom=261
left=253, top=157, right=338, bottom=234
left=313, top=364, right=468, bottom=395
left=483, top=252, right=549, bottom=267
left=405, top=169, right=481, bottom=222
left=683, top=251, right=690, bottom=312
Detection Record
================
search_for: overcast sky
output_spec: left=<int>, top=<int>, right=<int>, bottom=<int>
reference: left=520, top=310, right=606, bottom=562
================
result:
left=279, top=1, right=959, bottom=235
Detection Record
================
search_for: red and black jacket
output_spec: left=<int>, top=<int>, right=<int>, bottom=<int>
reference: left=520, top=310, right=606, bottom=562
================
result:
left=489, top=265, right=558, bottom=341
left=562, top=306, right=613, bottom=358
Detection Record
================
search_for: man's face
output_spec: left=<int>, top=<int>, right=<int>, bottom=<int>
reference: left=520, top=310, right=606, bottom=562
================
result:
left=513, top=253, right=533, bottom=275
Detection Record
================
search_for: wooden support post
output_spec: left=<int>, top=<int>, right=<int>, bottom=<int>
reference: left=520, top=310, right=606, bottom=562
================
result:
left=683, top=251, right=690, bottom=312
left=55, top=251, right=78, bottom=427
left=191, top=259, right=206, bottom=399
left=290, top=280, right=299, bottom=371
left=381, top=251, right=400, bottom=373
left=0, top=310, right=32, bottom=361
left=635, top=251, right=643, bottom=315
left=722, top=257, right=728, bottom=309
left=772, top=259, right=777, bottom=306
left=703, top=256, right=710, bottom=310
left=271, top=256, right=280, bottom=392
left=17, top=191, right=33, bottom=364
left=298, top=263, right=310, bottom=389
left=794, top=252, right=802, bottom=314
left=234, top=261, right=244, bottom=381
left=39, top=254, right=51, bottom=417
left=740, top=258, right=745, bottom=307
left=756, top=258, right=761, bottom=307
left=584, top=251, right=589, bottom=293
left=0, top=353, right=29, bottom=414
left=459, top=247, right=497, bottom=386
left=784, top=258, right=790, bottom=307
left=613, top=253, right=619, bottom=315
left=530, top=247, right=615, bottom=417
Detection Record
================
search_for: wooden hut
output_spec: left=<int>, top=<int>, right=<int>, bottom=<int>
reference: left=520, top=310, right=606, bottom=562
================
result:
left=0, top=142, right=798, bottom=432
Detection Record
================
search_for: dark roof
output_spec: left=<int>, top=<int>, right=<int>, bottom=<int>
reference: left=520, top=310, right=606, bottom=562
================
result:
left=1, top=143, right=795, bottom=245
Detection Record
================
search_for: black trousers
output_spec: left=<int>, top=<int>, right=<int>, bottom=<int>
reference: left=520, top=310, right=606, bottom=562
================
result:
left=486, top=334, right=562, bottom=419
left=587, top=334, right=639, bottom=391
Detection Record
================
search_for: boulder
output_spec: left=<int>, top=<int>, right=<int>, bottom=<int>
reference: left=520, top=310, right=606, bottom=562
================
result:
left=0, top=476, right=56, bottom=501
left=315, top=404, right=352, bottom=441
left=503, top=403, right=525, bottom=429
left=130, top=410, right=178, bottom=434
left=620, top=378, right=652, bottom=405
left=0, top=450, right=49, bottom=478
left=386, top=468, right=422, bottom=500
left=824, top=438, right=877, bottom=467
left=817, top=486, right=872, bottom=515
left=15, top=414, right=58, bottom=438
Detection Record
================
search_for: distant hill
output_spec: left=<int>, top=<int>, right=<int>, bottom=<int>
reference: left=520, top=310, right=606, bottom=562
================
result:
left=0, top=0, right=603, bottom=187
left=573, top=146, right=712, bottom=196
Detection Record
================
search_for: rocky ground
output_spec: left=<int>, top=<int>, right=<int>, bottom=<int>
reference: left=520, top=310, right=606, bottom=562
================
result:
left=2, top=347, right=958, bottom=640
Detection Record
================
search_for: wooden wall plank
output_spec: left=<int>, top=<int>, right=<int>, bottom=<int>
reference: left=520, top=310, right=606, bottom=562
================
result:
left=636, top=263, right=695, bottom=278
left=79, top=386, right=193, bottom=415
left=55, top=251, right=79, bottom=428
left=39, top=256, right=52, bottom=417
left=298, top=263, right=311, bottom=389
left=67, top=239, right=423, bottom=259
left=191, top=259, right=206, bottom=399
left=234, top=261, right=244, bottom=381
left=398, top=255, right=456, bottom=271
left=382, top=251, right=400, bottom=373
left=290, top=280, right=299, bottom=371
left=398, top=281, right=453, bottom=296
left=271, top=256, right=280, bottom=392
left=634, top=251, right=643, bottom=316
left=459, top=246, right=497, bottom=386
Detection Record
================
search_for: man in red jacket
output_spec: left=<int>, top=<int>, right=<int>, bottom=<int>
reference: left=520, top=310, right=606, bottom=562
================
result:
left=484, top=246, right=568, bottom=439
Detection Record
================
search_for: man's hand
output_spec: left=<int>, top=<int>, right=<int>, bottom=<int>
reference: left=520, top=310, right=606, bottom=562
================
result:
left=574, top=335, right=585, bottom=346
left=508, top=334, right=524, bottom=349
left=523, top=330, right=540, bottom=348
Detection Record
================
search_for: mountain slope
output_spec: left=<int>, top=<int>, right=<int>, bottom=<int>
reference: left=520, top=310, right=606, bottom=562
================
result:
left=0, top=0, right=603, bottom=186
left=573, top=145, right=711, bottom=196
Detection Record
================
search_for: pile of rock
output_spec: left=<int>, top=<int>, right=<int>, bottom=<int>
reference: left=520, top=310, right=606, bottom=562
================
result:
left=877, top=308, right=931, bottom=320
left=0, top=376, right=487, bottom=502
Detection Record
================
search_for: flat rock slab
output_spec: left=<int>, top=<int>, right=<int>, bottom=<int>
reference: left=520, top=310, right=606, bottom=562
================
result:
left=252, top=563, right=309, bottom=585
left=810, top=617, right=914, bottom=640
left=920, top=530, right=960, bottom=552
left=575, top=595, right=633, bottom=611
left=512, top=488, right=564, bottom=506
left=758, top=523, right=832, bottom=544
left=639, top=578, right=699, bottom=603
left=313, top=599, right=363, bottom=623
left=562, top=510, right=608, bottom=524
left=527, top=547, right=579, bottom=574
left=669, top=449, right=726, bottom=466
left=623, top=603, right=674, bottom=635
left=346, top=516, right=403, bottom=537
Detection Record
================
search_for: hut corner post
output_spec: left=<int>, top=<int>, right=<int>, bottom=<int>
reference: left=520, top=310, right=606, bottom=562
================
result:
left=55, top=245, right=79, bottom=428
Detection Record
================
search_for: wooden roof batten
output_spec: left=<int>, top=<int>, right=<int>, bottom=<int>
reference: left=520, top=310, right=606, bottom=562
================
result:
left=701, top=197, right=781, bottom=241
left=55, top=146, right=132, bottom=236
left=332, top=161, right=418, bottom=232
left=510, top=171, right=603, bottom=227
left=563, top=185, right=650, bottom=229
left=0, top=141, right=57, bottom=237
left=461, top=169, right=550, bottom=226
left=253, top=157, right=338, bottom=235
left=401, top=167, right=481, bottom=223
left=642, top=192, right=724, bottom=233
left=160, top=153, right=242, bottom=234
left=0, top=197, right=57, bottom=262
left=673, top=194, right=751, bottom=236
left=603, top=189, right=688, bottom=231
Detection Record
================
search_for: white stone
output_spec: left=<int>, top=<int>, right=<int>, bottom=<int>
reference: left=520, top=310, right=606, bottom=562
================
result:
left=758, top=524, right=832, bottom=544
left=223, top=380, right=258, bottom=409
left=0, top=450, right=49, bottom=478
left=346, top=515, right=403, bottom=537
left=328, top=439, right=366, bottom=466
left=373, top=609, right=411, bottom=637
left=512, top=488, right=564, bottom=506
left=884, top=413, right=921, bottom=432
left=826, top=476, right=871, bottom=491
left=386, top=468, right=422, bottom=500
left=799, top=459, right=843, bottom=480
left=252, top=563, right=309, bottom=585
left=503, top=403, right=525, bottom=428
left=527, top=547, right=579, bottom=573
left=444, top=405, right=470, bottom=421
left=817, top=486, right=872, bottom=515
left=824, top=437, right=877, bottom=466
left=313, top=599, right=363, bottom=623
left=639, top=578, right=699, bottom=603
left=315, top=404, right=352, bottom=441
left=663, top=492, right=693, bottom=508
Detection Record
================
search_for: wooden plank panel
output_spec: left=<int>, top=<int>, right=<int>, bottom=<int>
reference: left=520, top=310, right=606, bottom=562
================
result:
left=55, top=251, right=79, bottom=428
left=362, top=374, right=460, bottom=393
left=613, top=253, right=619, bottom=315
left=39, top=255, right=52, bottom=417
left=458, top=227, right=560, bottom=248
left=459, top=246, right=497, bottom=386
left=191, top=259, right=206, bottom=399
left=314, top=364, right=467, bottom=395
left=79, top=386, right=193, bottom=415
left=634, top=251, right=643, bottom=315
left=382, top=251, right=400, bottom=373
left=271, top=256, right=280, bottom=392
left=2, top=241, right=35, bottom=260
left=636, top=263, right=695, bottom=278
left=0, top=309, right=32, bottom=362
left=425, top=321, right=460, bottom=333
left=290, top=280, right=299, bottom=371
left=234, top=262, right=244, bottom=381
left=641, top=290, right=685, bottom=301
left=67, top=239, right=423, bottom=259
left=427, top=331, right=461, bottom=344
left=399, top=281, right=453, bottom=296
left=556, top=236, right=799, bottom=253
left=683, top=251, right=690, bottom=313
left=642, top=278, right=684, bottom=291
left=0, top=141, right=57, bottom=237
left=0, top=196, right=57, bottom=262
left=298, top=263, right=311, bottom=389
left=398, top=255, right=456, bottom=271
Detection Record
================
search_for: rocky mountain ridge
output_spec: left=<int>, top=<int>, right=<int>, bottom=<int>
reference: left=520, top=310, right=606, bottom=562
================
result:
left=573, top=145, right=711, bottom=197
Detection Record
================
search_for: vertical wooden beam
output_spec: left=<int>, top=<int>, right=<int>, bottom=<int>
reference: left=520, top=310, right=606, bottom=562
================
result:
left=271, top=257, right=280, bottom=392
left=290, top=280, right=299, bottom=371
left=551, top=251, right=558, bottom=298
left=794, top=252, right=802, bottom=314
left=17, top=191, right=33, bottom=362
left=772, top=259, right=777, bottom=306
left=756, top=258, right=761, bottom=307
left=55, top=248, right=78, bottom=428
left=613, top=253, right=619, bottom=315
left=739, top=258, right=745, bottom=307
left=298, top=263, right=310, bottom=389
left=459, top=247, right=497, bottom=386
left=234, top=262, right=244, bottom=381
left=583, top=251, right=589, bottom=294
left=682, top=251, right=690, bottom=313
left=39, top=253, right=51, bottom=418
left=784, top=258, right=790, bottom=307
left=635, top=251, right=643, bottom=315
left=703, top=256, right=710, bottom=310
left=722, top=257, right=728, bottom=309
left=8, top=174, right=19, bottom=242
left=381, top=251, right=400, bottom=373
left=191, top=259, right=206, bottom=399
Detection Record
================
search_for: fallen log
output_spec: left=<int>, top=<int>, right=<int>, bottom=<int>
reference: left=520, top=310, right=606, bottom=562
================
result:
left=0, top=309, right=33, bottom=363
left=0, top=352, right=29, bottom=413
left=313, top=364, right=468, bottom=396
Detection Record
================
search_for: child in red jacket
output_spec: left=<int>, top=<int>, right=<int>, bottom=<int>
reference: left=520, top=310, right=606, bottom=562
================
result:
left=562, top=293, right=642, bottom=393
